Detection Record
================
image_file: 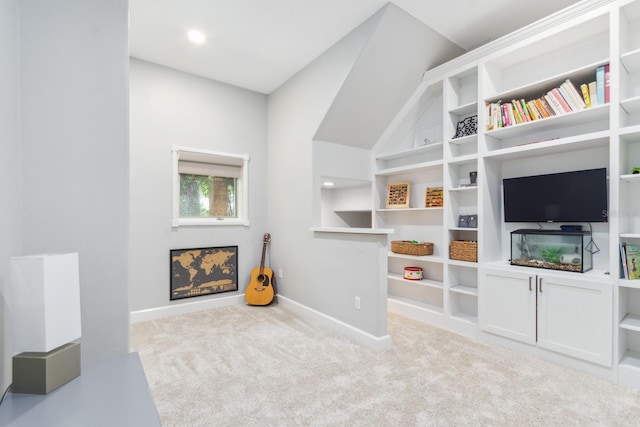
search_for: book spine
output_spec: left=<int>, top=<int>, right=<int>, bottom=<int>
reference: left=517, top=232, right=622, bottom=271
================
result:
left=604, top=64, right=610, bottom=104
left=544, top=94, right=561, bottom=115
left=546, top=91, right=566, bottom=115
left=539, top=96, right=556, bottom=116
left=519, top=99, right=532, bottom=121
left=580, top=83, right=591, bottom=108
left=535, top=98, right=550, bottom=118
left=562, top=79, right=585, bottom=110
left=596, top=65, right=605, bottom=105
left=621, top=242, right=629, bottom=280
left=588, top=81, right=598, bottom=107
left=514, top=99, right=529, bottom=122
left=511, top=100, right=523, bottom=124
left=558, top=85, right=578, bottom=111
left=551, top=88, right=572, bottom=112
left=527, top=100, right=541, bottom=120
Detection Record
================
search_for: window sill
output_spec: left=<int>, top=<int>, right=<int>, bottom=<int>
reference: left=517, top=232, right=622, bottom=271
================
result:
left=172, top=218, right=250, bottom=227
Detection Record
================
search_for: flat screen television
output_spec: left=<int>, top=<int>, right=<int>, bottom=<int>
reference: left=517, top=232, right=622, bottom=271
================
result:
left=503, top=168, right=608, bottom=223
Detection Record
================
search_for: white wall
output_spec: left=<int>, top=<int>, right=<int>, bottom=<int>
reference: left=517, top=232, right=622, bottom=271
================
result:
left=0, top=0, right=20, bottom=396
left=268, top=13, right=391, bottom=338
left=18, top=0, right=130, bottom=363
left=128, top=59, right=268, bottom=312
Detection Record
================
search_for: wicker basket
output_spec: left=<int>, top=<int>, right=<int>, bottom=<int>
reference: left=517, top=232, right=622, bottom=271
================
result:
left=450, top=240, right=477, bottom=262
left=391, top=241, right=434, bottom=256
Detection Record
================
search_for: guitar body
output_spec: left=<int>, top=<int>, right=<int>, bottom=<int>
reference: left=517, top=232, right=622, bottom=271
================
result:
left=245, top=266, right=274, bottom=306
left=245, top=233, right=275, bottom=306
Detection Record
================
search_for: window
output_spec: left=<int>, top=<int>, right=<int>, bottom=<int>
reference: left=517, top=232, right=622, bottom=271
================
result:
left=172, top=146, right=250, bottom=227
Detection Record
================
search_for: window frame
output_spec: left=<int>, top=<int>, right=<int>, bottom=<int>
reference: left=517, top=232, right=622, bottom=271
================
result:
left=172, top=145, right=250, bottom=227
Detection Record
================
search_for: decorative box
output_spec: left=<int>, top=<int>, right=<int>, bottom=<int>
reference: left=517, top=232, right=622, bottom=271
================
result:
left=510, top=229, right=592, bottom=273
left=391, top=241, right=434, bottom=256
left=450, top=240, right=477, bottom=262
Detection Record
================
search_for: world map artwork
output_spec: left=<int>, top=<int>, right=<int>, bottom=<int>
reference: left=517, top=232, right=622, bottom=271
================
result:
left=170, top=246, right=238, bottom=300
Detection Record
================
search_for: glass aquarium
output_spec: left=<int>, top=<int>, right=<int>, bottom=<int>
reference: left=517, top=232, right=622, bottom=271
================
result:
left=510, top=229, right=593, bottom=273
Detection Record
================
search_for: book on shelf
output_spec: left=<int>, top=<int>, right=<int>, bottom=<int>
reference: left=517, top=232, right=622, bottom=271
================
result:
left=549, top=88, right=572, bottom=113
left=627, top=244, right=640, bottom=280
left=621, top=242, right=629, bottom=279
left=596, top=65, right=606, bottom=105
left=604, top=64, right=610, bottom=104
left=588, top=81, right=598, bottom=107
left=580, top=83, right=591, bottom=108
left=484, top=67, right=607, bottom=131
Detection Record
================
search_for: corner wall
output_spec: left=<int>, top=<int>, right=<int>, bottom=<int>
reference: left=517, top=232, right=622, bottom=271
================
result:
left=128, top=59, right=268, bottom=313
left=0, top=0, right=20, bottom=396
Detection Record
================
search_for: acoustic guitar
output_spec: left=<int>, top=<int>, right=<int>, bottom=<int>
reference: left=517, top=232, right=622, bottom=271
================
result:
left=245, top=233, right=274, bottom=306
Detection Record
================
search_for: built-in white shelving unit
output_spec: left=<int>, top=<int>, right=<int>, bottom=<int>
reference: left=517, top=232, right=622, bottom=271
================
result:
left=372, top=0, right=640, bottom=388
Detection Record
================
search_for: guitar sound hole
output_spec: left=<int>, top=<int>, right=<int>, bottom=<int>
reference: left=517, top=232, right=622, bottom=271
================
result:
left=257, top=274, right=267, bottom=284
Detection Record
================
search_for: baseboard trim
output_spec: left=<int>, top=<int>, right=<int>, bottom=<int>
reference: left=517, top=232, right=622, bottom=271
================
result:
left=277, top=295, right=392, bottom=352
left=130, top=294, right=245, bottom=323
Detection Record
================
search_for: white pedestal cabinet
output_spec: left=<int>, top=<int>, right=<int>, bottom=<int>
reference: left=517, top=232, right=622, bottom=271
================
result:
left=373, top=0, right=640, bottom=387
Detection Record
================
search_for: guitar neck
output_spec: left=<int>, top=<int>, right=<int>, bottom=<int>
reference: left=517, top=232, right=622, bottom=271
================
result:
left=259, top=240, right=268, bottom=275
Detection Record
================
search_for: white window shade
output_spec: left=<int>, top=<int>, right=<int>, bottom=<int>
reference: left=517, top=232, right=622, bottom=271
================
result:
left=178, top=151, right=243, bottom=178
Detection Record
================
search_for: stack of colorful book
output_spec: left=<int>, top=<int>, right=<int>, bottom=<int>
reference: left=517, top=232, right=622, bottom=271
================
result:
left=486, top=64, right=609, bottom=131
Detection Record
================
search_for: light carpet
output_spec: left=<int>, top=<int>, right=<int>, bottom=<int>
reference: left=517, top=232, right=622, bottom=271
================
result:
left=130, top=304, right=640, bottom=426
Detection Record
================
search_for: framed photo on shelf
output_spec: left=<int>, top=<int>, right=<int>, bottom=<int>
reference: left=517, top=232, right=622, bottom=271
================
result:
left=425, top=187, right=443, bottom=207
left=170, top=246, right=238, bottom=300
left=386, top=182, right=411, bottom=209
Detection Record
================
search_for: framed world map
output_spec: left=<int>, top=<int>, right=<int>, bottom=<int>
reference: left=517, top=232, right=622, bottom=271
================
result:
left=170, top=246, right=238, bottom=300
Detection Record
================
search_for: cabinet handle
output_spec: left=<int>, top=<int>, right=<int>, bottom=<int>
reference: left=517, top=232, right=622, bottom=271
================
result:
left=528, top=276, right=532, bottom=291
left=539, top=277, right=543, bottom=293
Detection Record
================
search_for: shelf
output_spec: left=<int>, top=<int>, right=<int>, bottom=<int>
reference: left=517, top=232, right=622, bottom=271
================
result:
left=620, top=314, right=640, bottom=332
left=447, top=154, right=477, bottom=165
left=450, top=312, right=478, bottom=324
left=621, top=48, right=640, bottom=74
left=448, top=101, right=477, bottom=117
left=621, top=96, right=640, bottom=115
left=388, top=253, right=444, bottom=263
left=448, top=134, right=477, bottom=146
left=620, top=279, right=640, bottom=289
left=387, top=295, right=444, bottom=314
left=388, top=273, right=444, bottom=289
left=621, top=174, right=640, bottom=183
left=449, top=285, right=478, bottom=296
left=448, top=259, right=478, bottom=267
left=376, top=142, right=443, bottom=161
left=484, top=131, right=610, bottom=161
left=620, top=351, right=640, bottom=370
left=485, top=59, right=610, bottom=104
left=449, top=227, right=478, bottom=232
left=484, top=104, right=609, bottom=141
left=621, top=234, right=640, bottom=239
left=375, top=159, right=443, bottom=176
left=620, top=124, right=640, bottom=137
left=449, top=185, right=477, bottom=192
left=377, top=207, right=443, bottom=212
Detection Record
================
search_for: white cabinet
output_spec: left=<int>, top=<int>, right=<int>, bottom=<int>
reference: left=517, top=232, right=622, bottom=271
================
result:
left=479, top=269, right=536, bottom=344
left=479, top=268, right=612, bottom=366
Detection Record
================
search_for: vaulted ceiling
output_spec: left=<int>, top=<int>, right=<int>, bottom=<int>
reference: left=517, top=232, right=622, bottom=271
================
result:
left=129, top=0, right=581, bottom=94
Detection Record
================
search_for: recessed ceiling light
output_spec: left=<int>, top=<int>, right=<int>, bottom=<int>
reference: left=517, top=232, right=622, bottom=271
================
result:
left=188, top=30, right=206, bottom=44
left=323, top=181, right=335, bottom=187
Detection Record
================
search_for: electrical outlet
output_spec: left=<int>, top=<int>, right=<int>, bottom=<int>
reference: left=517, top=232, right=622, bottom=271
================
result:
left=278, top=268, right=283, bottom=279
left=354, top=296, right=361, bottom=310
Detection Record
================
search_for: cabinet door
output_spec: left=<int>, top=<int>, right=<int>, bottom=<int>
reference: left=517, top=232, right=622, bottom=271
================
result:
left=537, top=276, right=612, bottom=366
left=479, top=269, right=536, bottom=344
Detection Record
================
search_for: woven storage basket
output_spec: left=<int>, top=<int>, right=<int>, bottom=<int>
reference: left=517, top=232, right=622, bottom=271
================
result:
left=391, top=241, right=434, bottom=256
left=450, top=240, right=477, bottom=262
